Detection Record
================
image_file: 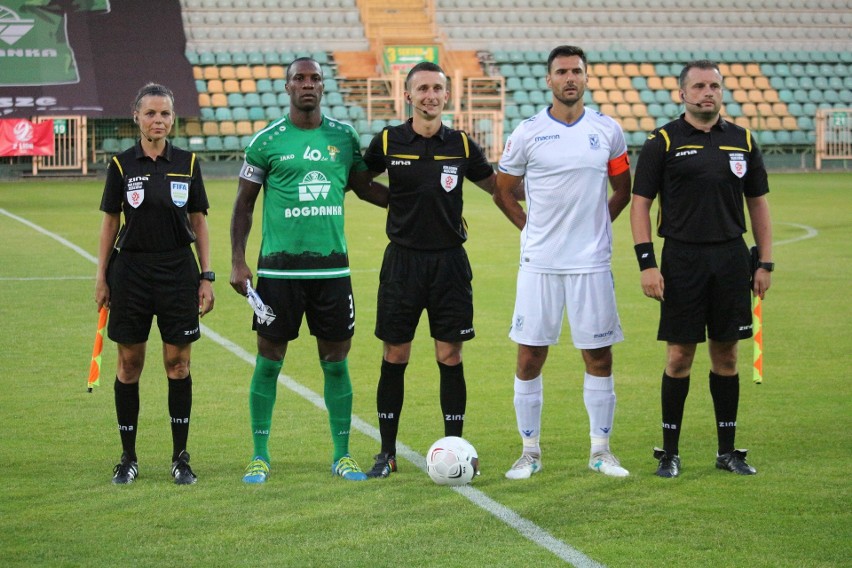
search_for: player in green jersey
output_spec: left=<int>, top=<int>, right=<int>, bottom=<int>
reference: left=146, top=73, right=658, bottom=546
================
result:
left=230, top=57, right=388, bottom=483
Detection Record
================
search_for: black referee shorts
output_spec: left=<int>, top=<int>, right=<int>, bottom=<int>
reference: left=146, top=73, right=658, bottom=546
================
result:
left=253, top=276, right=355, bottom=343
left=375, top=242, right=475, bottom=344
left=107, top=247, right=200, bottom=345
left=658, top=237, right=753, bottom=344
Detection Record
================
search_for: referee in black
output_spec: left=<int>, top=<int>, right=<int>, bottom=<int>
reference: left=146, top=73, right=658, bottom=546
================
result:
left=95, top=83, right=214, bottom=485
left=362, top=62, right=496, bottom=478
left=630, top=60, right=773, bottom=478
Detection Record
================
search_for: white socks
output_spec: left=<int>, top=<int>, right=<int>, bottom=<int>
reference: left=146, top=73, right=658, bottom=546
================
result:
left=513, top=375, right=543, bottom=456
left=583, top=373, right=616, bottom=454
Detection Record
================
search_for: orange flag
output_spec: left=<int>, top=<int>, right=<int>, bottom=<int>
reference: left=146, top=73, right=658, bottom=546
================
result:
left=752, top=296, right=763, bottom=384
left=88, top=307, right=108, bottom=392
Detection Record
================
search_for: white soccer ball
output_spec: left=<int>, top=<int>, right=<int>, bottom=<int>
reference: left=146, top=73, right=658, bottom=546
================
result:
left=426, top=436, right=479, bottom=486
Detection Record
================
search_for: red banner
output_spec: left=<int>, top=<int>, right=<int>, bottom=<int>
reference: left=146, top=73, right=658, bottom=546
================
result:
left=0, top=119, right=55, bottom=157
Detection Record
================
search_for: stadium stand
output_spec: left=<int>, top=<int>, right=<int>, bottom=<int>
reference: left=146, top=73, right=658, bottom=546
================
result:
left=171, top=0, right=851, bottom=162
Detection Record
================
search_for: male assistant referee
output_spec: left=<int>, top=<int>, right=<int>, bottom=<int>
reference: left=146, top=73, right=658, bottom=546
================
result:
left=630, top=59, right=773, bottom=478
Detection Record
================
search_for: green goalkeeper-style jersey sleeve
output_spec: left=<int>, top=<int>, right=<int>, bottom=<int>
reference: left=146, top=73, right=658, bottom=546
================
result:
left=0, top=0, right=110, bottom=86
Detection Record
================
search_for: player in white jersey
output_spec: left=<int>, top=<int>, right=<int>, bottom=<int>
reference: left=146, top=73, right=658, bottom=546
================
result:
left=493, top=45, right=632, bottom=480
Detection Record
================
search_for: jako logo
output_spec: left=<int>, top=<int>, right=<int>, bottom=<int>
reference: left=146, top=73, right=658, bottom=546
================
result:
left=534, top=134, right=560, bottom=142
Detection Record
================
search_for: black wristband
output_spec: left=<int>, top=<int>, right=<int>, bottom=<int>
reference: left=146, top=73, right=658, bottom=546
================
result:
left=634, top=242, right=658, bottom=271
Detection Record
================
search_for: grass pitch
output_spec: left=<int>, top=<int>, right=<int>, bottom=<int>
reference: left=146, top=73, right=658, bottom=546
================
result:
left=0, top=172, right=849, bottom=567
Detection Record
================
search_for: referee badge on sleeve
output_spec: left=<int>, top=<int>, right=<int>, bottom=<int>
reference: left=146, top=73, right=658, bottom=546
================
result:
left=729, top=153, right=747, bottom=178
left=170, top=181, right=189, bottom=207
left=441, top=165, right=459, bottom=192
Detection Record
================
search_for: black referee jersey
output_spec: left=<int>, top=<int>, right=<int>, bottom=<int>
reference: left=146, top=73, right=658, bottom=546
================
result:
left=100, top=141, right=209, bottom=252
left=364, top=119, right=494, bottom=250
left=633, top=115, right=769, bottom=244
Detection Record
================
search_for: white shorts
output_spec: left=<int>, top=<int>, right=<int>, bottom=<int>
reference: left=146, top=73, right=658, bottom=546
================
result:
left=509, top=270, right=624, bottom=349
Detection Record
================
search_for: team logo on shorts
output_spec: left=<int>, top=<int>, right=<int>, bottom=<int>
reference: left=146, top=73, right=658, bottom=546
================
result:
left=441, top=165, right=459, bottom=192
left=729, top=153, right=747, bottom=178
left=588, top=134, right=600, bottom=149
left=514, top=314, right=524, bottom=331
left=170, top=181, right=189, bottom=207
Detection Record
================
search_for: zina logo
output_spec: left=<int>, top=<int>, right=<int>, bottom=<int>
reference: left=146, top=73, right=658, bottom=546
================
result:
left=299, top=170, right=331, bottom=201
left=0, top=6, right=35, bottom=46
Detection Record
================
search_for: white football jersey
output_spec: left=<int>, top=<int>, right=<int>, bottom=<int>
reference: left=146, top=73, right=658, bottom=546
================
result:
left=499, top=107, right=628, bottom=274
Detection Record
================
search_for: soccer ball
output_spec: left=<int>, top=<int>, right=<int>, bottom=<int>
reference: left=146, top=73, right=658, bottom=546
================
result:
left=426, top=436, right=479, bottom=486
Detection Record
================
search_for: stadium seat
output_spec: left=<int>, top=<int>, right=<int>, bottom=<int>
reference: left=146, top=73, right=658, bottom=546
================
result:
left=205, top=136, right=224, bottom=152
left=202, top=122, right=219, bottom=136
left=101, top=138, right=121, bottom=154
left=223, top=135, right=242, bottom=151
left=119, top=137, right=136, bottom=150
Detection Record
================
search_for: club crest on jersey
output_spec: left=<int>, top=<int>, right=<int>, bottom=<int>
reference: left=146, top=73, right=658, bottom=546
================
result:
left=441, top=165, right=459, bottom=192
left=170, top=181, right=189, bottom=207
left=588, top=134, right=600, bottom=149
left=729, top=153, right=747, bottom=178
left=298, top=170, right=331, bottom=201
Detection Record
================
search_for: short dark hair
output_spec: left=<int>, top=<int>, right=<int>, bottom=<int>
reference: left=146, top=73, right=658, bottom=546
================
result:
left=405, top=61, right=445, bottom=90
left=678, top=60, right=721, bottom=89
left=546, top=45, right=587, bottom=73
left=132, top=83, right=174, bottom=112
left=286, top=57, right=322, bottom=81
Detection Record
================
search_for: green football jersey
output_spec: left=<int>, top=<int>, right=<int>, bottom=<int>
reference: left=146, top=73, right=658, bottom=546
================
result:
left=0, top=0, right=110, bottom=86
left=245, top=114, right=368, bottom=279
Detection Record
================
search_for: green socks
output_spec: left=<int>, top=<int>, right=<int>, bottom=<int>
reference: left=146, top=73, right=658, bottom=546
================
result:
left=249, top=354, right=283, bottom=463
left=321, top=359, right=353, bottom=462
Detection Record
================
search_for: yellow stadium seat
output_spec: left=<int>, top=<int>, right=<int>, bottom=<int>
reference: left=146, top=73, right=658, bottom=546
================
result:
left=718, top=63, right=731, bottom=76
left=251, top=65, right=269, bottom=79
left=733, top=90, right=749, bottom=104
left=639, top=116, right=656, bottom=131
left=202, top=121, right=219, bottom=136
left=745, top=63, right=761, bottom=77
left=587, top=76, right=601, bottom=91
left=623, top=63, right=641, bottom=77
left=741, top=103, right=757, bottom=117
left=235, top=66, right=252, bottom=79
left=647, top=76, right=663, bottom=90
left=600, top=103, right=616, bottom=116
left=757, top=103, right=773, bottom=117
left=730, top=63, right=746, bottom=76
left=218, top=121, right=237, bottom=135
left=624, top=90, right=640, bottom=104
left=662, top=76, right=678, bottom=90
left=593, top=91, right=609, bottom=104
left=222, top=79, right=240, bottom=93
left=219, top=66, right=236, bottom=80
left=184, top=121, right=202, bottom=136
left=748, top=90, right=765, bottom=103
left=210, top=93, right=228, bottom=107
left=615, top=103, right=632, bottom=118
left=253, top=120, right=268, bottom=131
left=639, top=63, right=655, bottom=77
left=601, top=77, right=617, bottom=90
left=193, top=67, right=203, bottom=80
left=609, top=90, right=625, bottom=104
left=670, top=90, right=681, bottom=103
left=772, top=102, right=788, bottom=116
left=731, top=116, right=750, bottom=129
left=781, top=116, right=797, bottom=129
left=268, top=65, right=286, bottom=79
left=739, top=76, right=755, bottom=90
left=207, top=79, right=224, bottom=93
left=632, top=103, right=647, bottom=117
left=621, top=116, right=639, bottom=131
left=764, top=116, right=782, bottom=130
left=608, top=63, right=624, bottom=77
left=202, top=66, right=219, bottom=80
left=763, top=90, right=779, bottom=103
left=198, top=93, right=211, bottom=107
left=754, top=76, right=770, bottom=90
left=616, top=76, right=631, bottom=90
left=236, top=121, right=254, bottom=135
left=592, top=63, right=609, bottom=77
left=724, top=76, right=740, bottom=90
left=240, top=79, right=257, bottom=93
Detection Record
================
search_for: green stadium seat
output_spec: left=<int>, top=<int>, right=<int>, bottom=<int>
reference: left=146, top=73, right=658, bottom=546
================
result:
left=639, top=90, right=656, bottom=104
left=205, top=136, right=224, bottom=152
left=171, top=136, right=188, bottom=149
left=195, top=79, right=207, bottom=93
left=757, top=131, right=776, bottom=145
left=255, top=79, right=273, bottom=93
left=529, top=91, right=546, bottom=105
left=513, top=91, right=530, bottom=104
left=663, top=103, right=680, bottom=117
left=247, top=52, right=264, bottom=65
left=248, top=106, right=266, bottom=121
left=188, top=136, right=205, bottom=152
left=505, top=105, right=520, bottom=119
left=101, top=138, right=121, bottom=153
left=331, top=106, right=348, bottom=121
left=199, top=52, right=216, bottom=66
left=787, top=102, right=803, bottom=116
left=232, top=107, right=249, bottom=121
left=325, top=78, right=338, bottom=92
left=215, top=52, right=232, bottom=65
left=200, top=108, right=215, bottom=121
left=240, top=134, right=254, bottom=148
left=790, top=131, right=808, bottom=144
left=214, top=107, right=232, bottom=121
left=118, top=137, right=136, bottom=150
left=348, top=106, right=365, bottom=120
left=521, top=77, right=537, bottom=91
left=359, top=133, right=373, bottom=149
left=263, top=51, right=281, bottom=64
left=769, top=76, right=784, bottom=90
left=185, top=51, right=200, bottom=65
left=264, top=106, right=283, bottom=120
left=260, top=92, right=278, bottom=107
left=630, top=131, right=649, bottom=146
left=272, top=79, right=287, bottom=92
left=276, top=93, right=290, bottom=106
left=227, top=93, right=245, bottom=107
left=519, top=104, right=536, bottom=117
left=231, top=52, right=249, bottom=65
left=631, top=77, right=647, bottom=90
left=222, top=135, right=242, bottom=151
left=244, top=93, right=261, bottom=107
left=326, top=92, right=344, bottom=106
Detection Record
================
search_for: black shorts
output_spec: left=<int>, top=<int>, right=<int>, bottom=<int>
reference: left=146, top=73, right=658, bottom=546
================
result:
left=107, top=247, right=200, bottom=345
left=375, top=242, right=475, bottom=344
left=253, top=276, right=355, bottom=342
left=658, top=237, right=752, bottom=344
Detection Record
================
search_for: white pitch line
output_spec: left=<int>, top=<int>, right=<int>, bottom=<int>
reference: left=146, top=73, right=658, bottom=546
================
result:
left=773, top=222, right=818, bottom=246
left=3, top=208, right=600, bottom=567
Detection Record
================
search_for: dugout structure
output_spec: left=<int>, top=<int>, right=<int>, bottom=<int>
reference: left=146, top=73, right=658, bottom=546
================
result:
left=815, top=108, right=852, bottom=169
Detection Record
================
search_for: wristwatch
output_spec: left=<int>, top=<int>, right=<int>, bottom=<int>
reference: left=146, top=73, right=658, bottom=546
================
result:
left=200, top=271, right=216, bottom=282
left=756, top=262, right=774, bottom=272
